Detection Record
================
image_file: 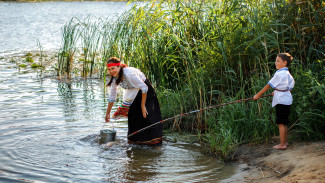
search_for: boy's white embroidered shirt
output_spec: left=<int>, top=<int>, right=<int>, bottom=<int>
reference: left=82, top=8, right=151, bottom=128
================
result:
left=268, top=67, right=295, bottom=107
left=108, top=67, right=148, bottom=103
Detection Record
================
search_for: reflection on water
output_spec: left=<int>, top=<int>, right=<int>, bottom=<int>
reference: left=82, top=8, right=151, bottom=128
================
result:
left=124, top=146, right=162, bottom=182
left=0, top=57, right=236, bottom=182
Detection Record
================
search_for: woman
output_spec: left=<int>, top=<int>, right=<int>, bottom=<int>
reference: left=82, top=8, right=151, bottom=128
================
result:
left=105, top=57, right=162, bottom=145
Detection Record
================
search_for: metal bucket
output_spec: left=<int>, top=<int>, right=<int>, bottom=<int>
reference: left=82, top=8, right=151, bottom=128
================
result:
left=99, top=129, right=116, bottom=144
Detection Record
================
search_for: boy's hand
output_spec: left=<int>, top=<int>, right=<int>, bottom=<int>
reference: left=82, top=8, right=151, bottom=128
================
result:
left=253, top=94, right=260, bottom=100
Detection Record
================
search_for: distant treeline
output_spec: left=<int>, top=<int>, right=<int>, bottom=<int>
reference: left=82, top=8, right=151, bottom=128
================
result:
left=1, top=0, right=128, bottom=2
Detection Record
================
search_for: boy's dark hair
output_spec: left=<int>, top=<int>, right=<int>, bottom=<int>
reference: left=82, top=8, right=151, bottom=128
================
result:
left=278, top=53, right=293, bottom=67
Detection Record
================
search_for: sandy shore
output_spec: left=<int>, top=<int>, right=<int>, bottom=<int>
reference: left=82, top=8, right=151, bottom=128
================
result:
left=222, top=138, right=325, bottom=183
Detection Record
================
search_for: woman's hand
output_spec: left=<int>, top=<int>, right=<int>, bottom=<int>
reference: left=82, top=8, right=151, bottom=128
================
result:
left=105, top=102, right=114, bottom=123
left=105, top=114, right=110, bottom=123
left=142, top=106, right=148, bottom=118
left=141, top=92, right=148, bottom=118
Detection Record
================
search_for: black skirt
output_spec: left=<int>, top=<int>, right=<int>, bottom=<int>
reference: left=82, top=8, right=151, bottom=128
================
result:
left=275, top=104, right=291, bottom=125
left=127, top=79, right=163, bottom=145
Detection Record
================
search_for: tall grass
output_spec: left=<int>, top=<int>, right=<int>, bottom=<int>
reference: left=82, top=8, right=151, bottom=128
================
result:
left=58, top=0, right=325, bottom=158
left=79, top=17, right=101, bottom=77
left=58, top=18, right=81, bottom=77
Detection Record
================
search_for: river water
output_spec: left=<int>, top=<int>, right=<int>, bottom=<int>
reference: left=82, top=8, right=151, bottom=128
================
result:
left=0, top=1, right=130, bottom=56
left=0, top=1, right=236, bottom=182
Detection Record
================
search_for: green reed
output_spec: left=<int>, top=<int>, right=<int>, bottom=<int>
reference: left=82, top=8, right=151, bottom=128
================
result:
left=36, top=39, right=43, bottom=67
left=79, top=17, right=102, bottom=77
left=58, top=18, right=81, bottom=77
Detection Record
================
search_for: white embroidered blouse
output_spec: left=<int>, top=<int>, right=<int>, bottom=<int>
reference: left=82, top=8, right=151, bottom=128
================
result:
left=268, top=67, right=295, bottom=107
left=108, top=67, right=148, bottom=103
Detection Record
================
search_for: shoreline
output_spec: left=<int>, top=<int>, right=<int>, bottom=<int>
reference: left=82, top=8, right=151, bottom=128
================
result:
left=222, top=138, right=325, bottom=183
left=164, top=130, right=325, bottom=182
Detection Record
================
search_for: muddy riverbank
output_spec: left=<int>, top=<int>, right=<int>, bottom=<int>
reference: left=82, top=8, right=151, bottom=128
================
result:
left=222, top=137, right=325, bottom=183
left=165, top=128, right=325, bottom=183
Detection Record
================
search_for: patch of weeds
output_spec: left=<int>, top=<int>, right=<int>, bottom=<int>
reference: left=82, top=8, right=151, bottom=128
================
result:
left=31, top=63, right=42, bottom=68
left=26, top=53, right=32, bottom=57
left=19, top=64, right=27, bottom=68
left=26, top=57, right=34, bottom=63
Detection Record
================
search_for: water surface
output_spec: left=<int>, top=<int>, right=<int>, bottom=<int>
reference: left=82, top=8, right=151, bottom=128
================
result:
left=0, top=59, right=236, bottom=182
left=0, top=1, right=131, bottom=56
left=0, top=2, right=237, bottom=182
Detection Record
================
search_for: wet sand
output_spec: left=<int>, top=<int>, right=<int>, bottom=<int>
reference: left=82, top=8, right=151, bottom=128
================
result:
left=222, top=138, right=325, bottom=183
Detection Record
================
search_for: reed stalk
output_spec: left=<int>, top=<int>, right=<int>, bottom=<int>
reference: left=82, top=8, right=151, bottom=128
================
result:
left=58, top=18, right=81, bottom=77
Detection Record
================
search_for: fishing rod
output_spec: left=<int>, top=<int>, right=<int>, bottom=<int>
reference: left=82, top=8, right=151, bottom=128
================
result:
left=127, top=94, right=272, bottom=139
left=100, top=94, right=272, bottom=153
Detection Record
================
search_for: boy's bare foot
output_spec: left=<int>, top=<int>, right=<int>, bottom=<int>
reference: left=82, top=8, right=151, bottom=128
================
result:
left=273, top=144, right=287, bottom=150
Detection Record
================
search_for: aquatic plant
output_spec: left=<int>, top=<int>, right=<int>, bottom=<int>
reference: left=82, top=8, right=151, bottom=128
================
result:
left=26, top=53, right=32, bottom=57
left=79, top=16, right=102, bottom=77
left=58, top=18, right=81, bottom=77
left=25, top=57, right=33, bottom=63
left=31, top=63, right=43, bottom=68
left=36, top=39, right=44, bottom=67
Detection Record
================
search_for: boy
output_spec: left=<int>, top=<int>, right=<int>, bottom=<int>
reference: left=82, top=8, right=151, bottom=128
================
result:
left=254, top=53, right=295, bottom=150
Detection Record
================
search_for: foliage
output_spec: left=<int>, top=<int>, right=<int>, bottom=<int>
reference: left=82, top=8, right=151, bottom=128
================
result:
left=31, top=63, right=43, bottom=68
left=26, top=53, right=32, bottom=57
left=25, top=57, right=33, bottom=63
left=58, top=18, right=80, bottom=77
left=290, top=61, right=325, bottom=140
